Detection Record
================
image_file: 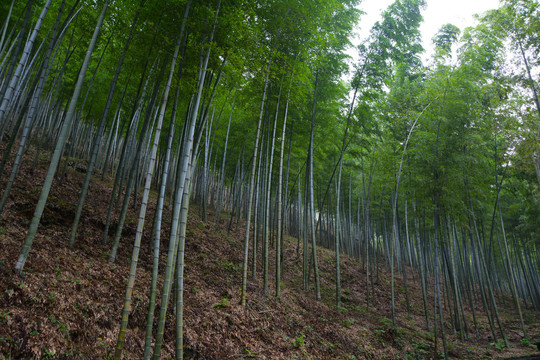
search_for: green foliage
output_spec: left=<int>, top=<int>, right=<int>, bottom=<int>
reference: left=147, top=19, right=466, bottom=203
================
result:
left=47, top=292, right=58, bottom=304
left=2, top=0, right=540, bottom=356
left=491, top=339, right=506, bottom=351
left=213, top=297, right=229, bottom=309
left=433, top=24, right=460, bottom=54
left=293, top=331, right=306, bottom=348
left=379, top=317, right=393, bottom=328
left=245, top=347, right=257, bottom=358
left=43, top=349, right=55, bottom=360
left=221, top=259, right=239, bottom=271
left=373, top=328, right=386, bottom=342
left=0, top=311, right=11, bottom=321
left=96, top=337, right=111, bottom=352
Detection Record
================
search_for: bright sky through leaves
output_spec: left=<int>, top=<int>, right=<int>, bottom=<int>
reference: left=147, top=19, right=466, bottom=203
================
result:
left=349, top=0, right=501, bottom=64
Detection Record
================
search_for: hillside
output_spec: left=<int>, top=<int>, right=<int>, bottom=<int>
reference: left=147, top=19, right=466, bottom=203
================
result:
left=0, top=148, right=539, bottom=359
left=3, top=0, right=540, bottom=359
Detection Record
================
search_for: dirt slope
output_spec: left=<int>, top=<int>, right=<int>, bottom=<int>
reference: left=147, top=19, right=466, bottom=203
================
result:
left=0, top=148, right=539, bottom=359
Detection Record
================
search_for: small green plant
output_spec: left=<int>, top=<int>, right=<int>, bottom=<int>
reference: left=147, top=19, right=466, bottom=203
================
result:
left=0, top=336, right=13, bottom=346
left=43, top=348, right=55, bottom=359
left=221, top=259, right=239, bottom=271
left=48, top=292, right=57, bottom=304
left=293, top=332, right=306, bottom=348
left=323, top=339, right=336, bottom=353
left=492, top=339, right=505, bottom=351
left=96, top=337, right=110, bottom=350
left=30, top=290, right=40, bottom=303
left=213, top=297, right=229, bottom=308
left=0, top=311, right=11, bottom=321
left=245, top=347, right=257, bottom=357
left=0, top=227, right=6, bottom=235
left=406, top=340, right=432, bottom=360
left=58, top=322, right=69, bottom=336
left=521, top=338, right=531, bottom=347
left=379, top=317, right=393, bottom=328
left=343, top=319, right=355, bottom=328
left=353, top=305, right=366, bottom=313
left=374, top=329, right=386, bottom=342
left=66, top=273, right=80, bottom=285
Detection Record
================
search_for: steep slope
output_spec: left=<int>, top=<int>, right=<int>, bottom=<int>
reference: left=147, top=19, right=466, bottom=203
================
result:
left=0, top=147, right=539, bottom=359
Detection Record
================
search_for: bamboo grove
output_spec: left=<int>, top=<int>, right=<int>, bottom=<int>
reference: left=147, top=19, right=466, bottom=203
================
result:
left=1, top=0, right=539, bottom=358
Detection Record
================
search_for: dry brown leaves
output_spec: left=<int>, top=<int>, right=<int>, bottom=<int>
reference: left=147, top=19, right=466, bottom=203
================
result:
left=0, top=145, right=539, bottom=359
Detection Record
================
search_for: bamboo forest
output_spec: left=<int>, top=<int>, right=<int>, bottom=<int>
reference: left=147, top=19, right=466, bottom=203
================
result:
left=1, top=0, right=540, bottom=359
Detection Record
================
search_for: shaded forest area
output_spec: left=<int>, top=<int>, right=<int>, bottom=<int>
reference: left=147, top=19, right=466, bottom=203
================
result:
left=0, top=144, right=539, bottom=359
left=0, top=0, right=539, bottom=359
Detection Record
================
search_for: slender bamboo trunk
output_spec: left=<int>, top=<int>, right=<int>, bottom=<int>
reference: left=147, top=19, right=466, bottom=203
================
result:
left=143, top=88, right=177, bottom=358
left=0, top=0, right=15, bottom=55
left=241, top=61, right=271, bottom=306
left=113, top=12, right=185, bottom=356
left=152, top=4, right=217, bottom=357
left=108, top=56, right=167, bottom=261
left=69, top=2, right=142, bottom=247
left=0, top=0, right=50, bottom=132
left=215, top=94, right=235, bottom=223
left=263, top=78, right=282, bottom=295
left=14, top=0, right=110, bottom=275
left=276, top=71, right=293, bottom=298
left=308, top=70, right=320, bottom=300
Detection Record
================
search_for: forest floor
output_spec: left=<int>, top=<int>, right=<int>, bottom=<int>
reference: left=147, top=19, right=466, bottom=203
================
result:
left=0, top=147, right=540, bottom=359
